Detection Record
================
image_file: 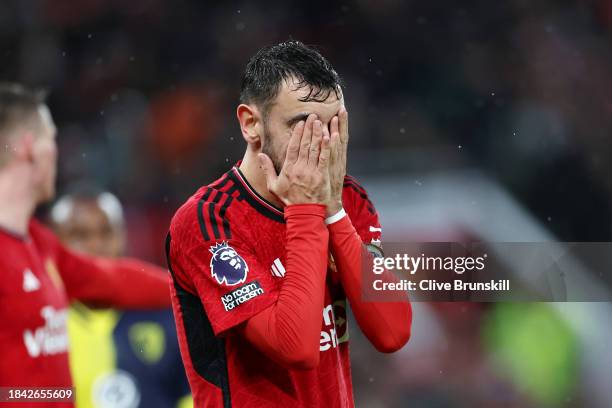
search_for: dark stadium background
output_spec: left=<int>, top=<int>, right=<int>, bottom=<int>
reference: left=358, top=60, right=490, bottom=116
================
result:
left=2, top=1, right=612, bottom=406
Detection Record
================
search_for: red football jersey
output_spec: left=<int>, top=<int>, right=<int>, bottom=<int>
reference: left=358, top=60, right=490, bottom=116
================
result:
left=0, top=220, right=170, bottom=408
left=0, top=222, right=73, bottom=408
left=166, top=166, right=381, bottom=407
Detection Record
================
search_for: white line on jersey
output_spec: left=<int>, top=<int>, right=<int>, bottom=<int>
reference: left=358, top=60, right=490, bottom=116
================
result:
left=270, top=258, right=286, bottom=277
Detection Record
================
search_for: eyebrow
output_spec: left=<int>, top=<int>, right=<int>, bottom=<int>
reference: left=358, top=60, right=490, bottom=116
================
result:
left=286, top=112, right=311, bottom=127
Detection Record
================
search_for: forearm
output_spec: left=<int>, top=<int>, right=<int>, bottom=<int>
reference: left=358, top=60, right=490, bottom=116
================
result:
left=241, top=204, right=329, bottom=370
left=329, top=214, right=411, bottom=352
left=91, top=257, right=171, bottom=308
left=61, top=249, right=170, bottom=309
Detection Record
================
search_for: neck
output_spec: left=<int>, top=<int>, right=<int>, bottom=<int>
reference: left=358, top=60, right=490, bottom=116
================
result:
left=0, top=166, right=37, bottom=236
left=238, top=146, right=283, bottom=209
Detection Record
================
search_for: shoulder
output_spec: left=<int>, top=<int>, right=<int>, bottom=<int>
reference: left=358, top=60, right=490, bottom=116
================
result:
left=342, top=174, right=376, bottom=216
left=341, top=175, right=382, bottom=243
left=30, top=218, right=54, bottom=237
left=29, top=218, right=62, bottom=249
left=170, top=179, right=238, bottom=246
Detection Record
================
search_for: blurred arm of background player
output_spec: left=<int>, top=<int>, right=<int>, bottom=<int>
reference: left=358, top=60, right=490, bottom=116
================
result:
left=48, top=187, right=170, bottom=309
left=325, top=109, right=412, bottom=353
left=0, top=83, right=169, bottom=309
left=36, top=207, right=170, bottom=309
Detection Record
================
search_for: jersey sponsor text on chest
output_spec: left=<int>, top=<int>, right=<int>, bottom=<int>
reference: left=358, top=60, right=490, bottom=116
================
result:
left=23, top=306, right=69, bottom=358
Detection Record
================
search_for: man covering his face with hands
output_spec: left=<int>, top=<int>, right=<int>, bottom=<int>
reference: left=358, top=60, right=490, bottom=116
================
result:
left=166, top=41, right=412, bottom=408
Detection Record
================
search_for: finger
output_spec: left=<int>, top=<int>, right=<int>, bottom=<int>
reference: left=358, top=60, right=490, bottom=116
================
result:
left=258, top=153, right=278, bottom=192
left=330, top=116, right=339, bottom=162
left=318, top=133, right=331, bottom=170
left=308, top=120, right=322, bottom=167
left=330, top=121, right=341, bottom=163
left=330, top=115, right=339, bottom=141
left=321, top=121, right=331, bottom=147
left=297, top=114, right=316, bottom=163
left=284, top=120, right=304, bottom=165
left=338, top=107, right=349, bottom=145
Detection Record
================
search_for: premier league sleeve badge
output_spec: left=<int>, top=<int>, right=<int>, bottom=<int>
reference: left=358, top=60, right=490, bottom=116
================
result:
left=209, top=242, right=249, bottom=286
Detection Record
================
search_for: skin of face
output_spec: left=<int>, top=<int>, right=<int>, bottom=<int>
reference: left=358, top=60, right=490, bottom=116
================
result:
left=54, top=199, right=125, bottom=258
left=260, top=77, right=344, bottom=173
left=31, top=105, right=58, bottom=203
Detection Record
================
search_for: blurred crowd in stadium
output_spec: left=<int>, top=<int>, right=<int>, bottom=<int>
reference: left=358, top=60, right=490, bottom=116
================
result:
left=2, top=0, right=612, bottom=407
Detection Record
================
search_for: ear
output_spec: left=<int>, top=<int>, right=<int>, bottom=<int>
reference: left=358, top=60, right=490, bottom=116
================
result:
left=236, top=104, right=263, bottom=145
left=13, top=132, right=36, bottom=164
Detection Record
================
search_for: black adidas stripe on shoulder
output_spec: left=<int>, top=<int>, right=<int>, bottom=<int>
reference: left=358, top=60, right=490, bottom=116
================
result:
left=197, top=187, right=234, bottom=241
left=343, top=175, right=376, bottom=215
left=344, top=175, right=366, bottom=193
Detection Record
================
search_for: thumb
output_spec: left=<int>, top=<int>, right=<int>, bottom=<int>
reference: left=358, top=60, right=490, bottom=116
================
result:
left=258, top=153, right=278, bottom=192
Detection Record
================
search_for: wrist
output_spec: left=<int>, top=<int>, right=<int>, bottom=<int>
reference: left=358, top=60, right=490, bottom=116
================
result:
left=325, top=207, right=346, bottom=225
left=325, top=200, right=343, bottom=218
left=285, top=204, right=327, bottom=220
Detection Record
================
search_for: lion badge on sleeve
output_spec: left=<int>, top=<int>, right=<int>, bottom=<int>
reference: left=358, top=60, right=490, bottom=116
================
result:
left=209, top=242, right=249, bottom=286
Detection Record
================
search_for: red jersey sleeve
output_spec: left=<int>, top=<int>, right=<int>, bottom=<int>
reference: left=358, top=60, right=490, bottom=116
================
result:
left=29, top=219, right=170, bottom=309
left=343, top=175, right=382, bottom=251
left=334, top=176, right=412, bottom=353
left=167, top=190, right=279, bottom=336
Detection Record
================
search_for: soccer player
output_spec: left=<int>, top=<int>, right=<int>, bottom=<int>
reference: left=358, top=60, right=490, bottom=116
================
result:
left=0, top=84, right=170, bottom=407
left=166, top=41, right=412, bottom=407
left=50, top=188, right=192, bottom=408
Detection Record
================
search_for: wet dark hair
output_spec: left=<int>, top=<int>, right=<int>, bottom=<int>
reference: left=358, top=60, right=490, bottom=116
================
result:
left=239, top=41, right=342, bottom=116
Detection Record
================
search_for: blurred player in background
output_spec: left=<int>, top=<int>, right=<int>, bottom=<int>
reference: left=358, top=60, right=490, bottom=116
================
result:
left=166, top=41, right=412, bottom=407
left=0, top=83, right=170, bottom=407
left=50, top=188, right=192, bottom=408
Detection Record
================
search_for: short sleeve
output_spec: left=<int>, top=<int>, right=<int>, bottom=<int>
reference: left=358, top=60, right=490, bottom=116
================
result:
left=342, top=175, right=383, bottom=255
left=169, top=198, right=278, bottom=336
